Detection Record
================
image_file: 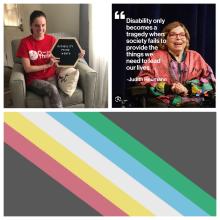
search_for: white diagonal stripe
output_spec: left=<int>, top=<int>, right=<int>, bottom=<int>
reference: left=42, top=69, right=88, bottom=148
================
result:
left=21, top=112, right=181, bottom=216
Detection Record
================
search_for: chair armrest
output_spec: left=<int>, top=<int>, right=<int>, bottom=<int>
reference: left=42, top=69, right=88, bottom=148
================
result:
left=9, top=63, right=26, bottom=108
left=76, top=61, right=97, bottom=108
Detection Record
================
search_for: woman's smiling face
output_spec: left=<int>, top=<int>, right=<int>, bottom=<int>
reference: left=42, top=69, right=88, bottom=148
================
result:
left=166, top=26, right=188, bottom=55
left=31, top=16, right=46, bottom=39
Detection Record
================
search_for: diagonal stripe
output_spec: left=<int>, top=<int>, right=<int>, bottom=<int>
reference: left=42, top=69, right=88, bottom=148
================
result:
left=102, top=112, right=216, bottom=198
left=48, top=112, right=209, bottom=216
left=4, top=112, right=152, bottom=216
left=4, top=123, right=126, bottom=216
left=21, top=112, right=180, bottom=216
left=75, top=112, right=216, bottom=216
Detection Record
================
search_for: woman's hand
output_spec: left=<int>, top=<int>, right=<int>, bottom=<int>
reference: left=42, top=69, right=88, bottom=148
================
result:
left=171, top=82, right=188, bottom=96
left=48, top=56, right=60, bottom=67
left=78, top=49, right=85, bottom=59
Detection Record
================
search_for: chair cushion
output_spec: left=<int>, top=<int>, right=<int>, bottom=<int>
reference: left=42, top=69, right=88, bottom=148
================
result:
left=60, top=87, right=83, bottom=107
left=57, top=67, right=79, bottom=96
left=26, top=87, right=83, bottom=108
left=26, top=91, right=44, bottom=108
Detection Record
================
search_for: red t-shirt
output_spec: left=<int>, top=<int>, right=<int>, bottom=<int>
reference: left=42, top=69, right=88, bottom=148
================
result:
left=16, top=34, right=57, bottom=85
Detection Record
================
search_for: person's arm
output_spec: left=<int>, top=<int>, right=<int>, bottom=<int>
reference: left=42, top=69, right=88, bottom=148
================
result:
left=22, top=58, right=50, bottom=73
left=21, top=56, right=59, bottom=73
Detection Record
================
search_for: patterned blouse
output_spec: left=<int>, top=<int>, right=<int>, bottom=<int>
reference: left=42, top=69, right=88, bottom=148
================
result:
left=138, top=50, right=215, bottom=106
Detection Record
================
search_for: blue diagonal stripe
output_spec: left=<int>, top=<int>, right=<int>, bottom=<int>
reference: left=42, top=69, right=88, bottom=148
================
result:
left=48, top=112, right=208, bottom=216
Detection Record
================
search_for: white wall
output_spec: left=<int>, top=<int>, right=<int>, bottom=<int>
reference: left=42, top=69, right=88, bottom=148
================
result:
left=41, top=4, right=80, bottom=38
left=20, top=4, right=43, bottom=35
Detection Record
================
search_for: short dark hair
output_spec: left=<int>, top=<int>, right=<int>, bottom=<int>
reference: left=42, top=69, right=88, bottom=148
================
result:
left=30, top=10, right=47, bottom=33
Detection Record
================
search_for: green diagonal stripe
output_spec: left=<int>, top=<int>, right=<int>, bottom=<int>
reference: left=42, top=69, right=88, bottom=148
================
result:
left=75, top=112, right=216, bottom=216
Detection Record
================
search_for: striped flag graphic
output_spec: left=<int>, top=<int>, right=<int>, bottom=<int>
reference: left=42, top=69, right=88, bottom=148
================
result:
left=4, top=112, right=216, bottom=216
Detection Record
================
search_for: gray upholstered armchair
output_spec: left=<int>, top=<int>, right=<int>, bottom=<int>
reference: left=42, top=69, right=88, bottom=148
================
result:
left=10, top=33, right=97, bottom=108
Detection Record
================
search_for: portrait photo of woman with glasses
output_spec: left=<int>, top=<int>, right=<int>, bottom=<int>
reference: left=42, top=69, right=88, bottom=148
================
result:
left=137, top=21, right=216, bottom=107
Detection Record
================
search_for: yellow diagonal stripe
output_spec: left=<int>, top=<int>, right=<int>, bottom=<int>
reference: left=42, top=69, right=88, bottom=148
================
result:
left=4, top=112, right=153, bottom=216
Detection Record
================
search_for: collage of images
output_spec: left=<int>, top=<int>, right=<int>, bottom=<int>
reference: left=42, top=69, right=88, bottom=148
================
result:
left=4, top=3, right=216, bottom=108
left=3, top=2, right=217, bottom=218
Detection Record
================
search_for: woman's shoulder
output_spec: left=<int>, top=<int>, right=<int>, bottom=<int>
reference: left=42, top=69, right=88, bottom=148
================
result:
left=45, top=34, right=57, bottom=40
left=44, top=34, right=57, bottom=44
left=18, top=35, right=34, bottom=48
left=186, top=50, right=208, bottom=66
left=186, top=49, right=203, bottom=58
left=20, top=35, right=33, bottom=42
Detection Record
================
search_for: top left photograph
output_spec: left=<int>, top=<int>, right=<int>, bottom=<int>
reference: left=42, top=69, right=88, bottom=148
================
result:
left=4, top=4, right=108, bottom=108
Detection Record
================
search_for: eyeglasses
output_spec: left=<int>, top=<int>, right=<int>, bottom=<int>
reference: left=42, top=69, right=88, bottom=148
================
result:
left=168, top=32, right=186, bottom=39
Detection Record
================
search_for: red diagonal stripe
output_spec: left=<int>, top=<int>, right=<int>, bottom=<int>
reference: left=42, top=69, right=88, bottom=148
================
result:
left=4, top=123, right=127, bottom=216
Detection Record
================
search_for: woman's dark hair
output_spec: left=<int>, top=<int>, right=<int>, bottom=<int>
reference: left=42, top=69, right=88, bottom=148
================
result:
left=158, top=21, right=190, bottom=50
left=30, top=10, right=47, bottom=33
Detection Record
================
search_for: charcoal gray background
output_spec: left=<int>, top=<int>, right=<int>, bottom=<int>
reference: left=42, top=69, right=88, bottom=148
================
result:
left=4, top=145, right=101, bottom=216
left=4, top=112, right=216, bottom=216
left=103, top=112, right=216, bottom=198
